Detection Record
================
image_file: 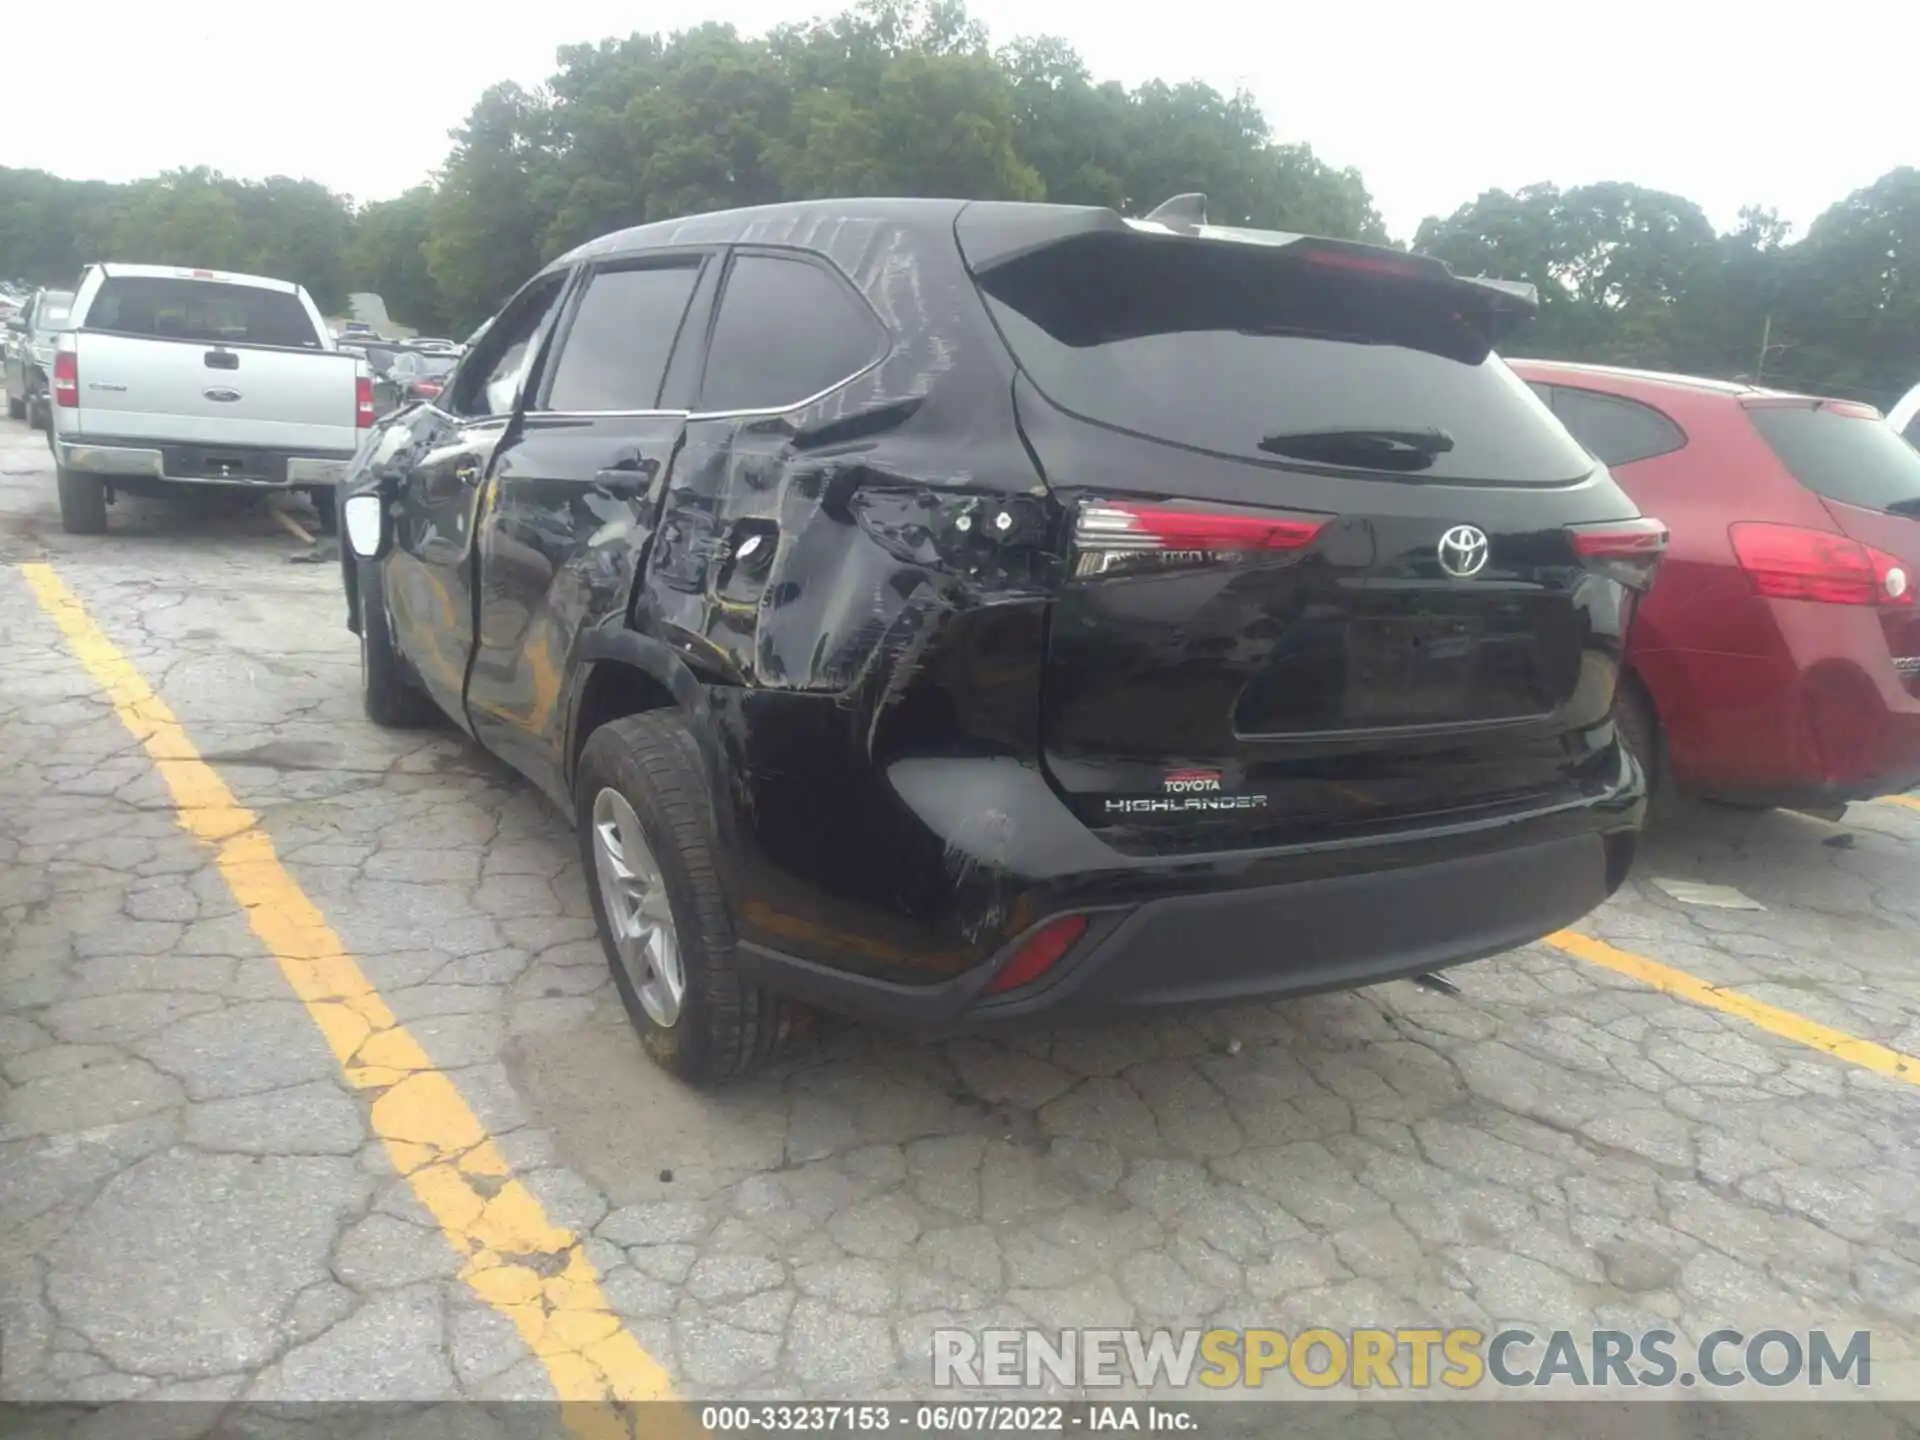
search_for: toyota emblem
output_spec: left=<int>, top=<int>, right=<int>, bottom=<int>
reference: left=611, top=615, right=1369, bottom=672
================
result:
left=1436, top=524, right=1490, bottom=579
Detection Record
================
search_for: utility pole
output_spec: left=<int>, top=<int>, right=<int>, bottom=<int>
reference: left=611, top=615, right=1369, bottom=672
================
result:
left=1756, top=313, right=1772, bottom=384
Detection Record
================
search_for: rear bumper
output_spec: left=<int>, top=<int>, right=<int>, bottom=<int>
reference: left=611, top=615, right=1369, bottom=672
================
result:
left=53, top=436, right=354, bottom=488
left=738, top=824, right=1628, bottom=1030
left=1643, top=604, right=1920, bottom=807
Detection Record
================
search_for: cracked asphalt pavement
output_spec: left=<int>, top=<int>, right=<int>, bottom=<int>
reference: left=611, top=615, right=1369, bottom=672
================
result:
left=3, top=415, right=1919, bottom=1407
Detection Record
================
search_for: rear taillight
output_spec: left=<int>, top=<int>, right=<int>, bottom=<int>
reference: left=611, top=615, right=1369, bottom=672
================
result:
left=1073, top=500, right=1329, bottom=580
left=355, top=376, right=374, bottom=428
left=1729, top=522, right=1912, bottom=608
left=53, top=350, right=78, bottom=408
left=984, top=915, right=1089, bottom=996
left=413, top=381, right=443, bottom=399
left=1568, top=517, right=1668, bottom=591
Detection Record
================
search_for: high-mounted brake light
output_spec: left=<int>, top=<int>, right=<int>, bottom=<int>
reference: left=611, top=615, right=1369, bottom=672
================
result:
left=1298, top=248, right=1431, bottom=279
left=1729, top=522, right=1912, bottom=608
left=52, top=350, right=78, bottom=408
left=355, top=375, right=375, bottom=428
left=1073, top=500, right=1328, bottom=579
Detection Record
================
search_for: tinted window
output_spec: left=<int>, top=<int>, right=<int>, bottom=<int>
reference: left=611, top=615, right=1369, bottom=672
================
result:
left=448, top=274, right=567, bottom=417
left=1550, top=387, right=1687, bottom=467
left=546, top=264, right=700, bottom=412
left=974, top=232, right=1592, bottom=484
left=86, top=277, right=320, bottom=348
left=700, top=254, right=886, bottom=412
left=1525, top=380, right=1556, bottom=407
left=1748, top=403, right=1920, bottom=516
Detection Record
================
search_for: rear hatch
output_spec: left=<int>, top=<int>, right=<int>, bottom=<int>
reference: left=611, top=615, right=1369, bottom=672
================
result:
left=73, top=274, right=359, bottom=450
left=957, top=212, right=1653, bottom=849
left=1743, top=397, right=1920, bottom=692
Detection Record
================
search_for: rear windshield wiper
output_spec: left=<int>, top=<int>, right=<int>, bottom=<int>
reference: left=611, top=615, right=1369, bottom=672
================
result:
left=1258, top=425, right=1456, bottom=471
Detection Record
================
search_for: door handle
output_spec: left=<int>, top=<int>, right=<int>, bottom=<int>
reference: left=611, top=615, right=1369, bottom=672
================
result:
left=455, top=463, right=479, bottom=485
left=595, top=456, right=658, bottom=488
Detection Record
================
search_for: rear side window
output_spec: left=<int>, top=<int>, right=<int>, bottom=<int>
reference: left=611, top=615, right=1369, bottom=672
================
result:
left=699, top=254, right=887, bottom=413
left=545, top=262, right=701, bottom=412
left=1550, top=386, right=1687, bottom=467
left=1747, top=403, right=1920, bottom=517
left=84, top=277, right=322, bottom=349
left=970, top=230, right=1593, bottom=484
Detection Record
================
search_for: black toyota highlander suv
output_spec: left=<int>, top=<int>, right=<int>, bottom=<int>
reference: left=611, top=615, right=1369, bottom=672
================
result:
left=338, top=195, right=1664, bottom=1081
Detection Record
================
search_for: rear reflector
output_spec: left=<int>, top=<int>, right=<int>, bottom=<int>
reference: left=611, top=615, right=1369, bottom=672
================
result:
left=52, top=350, right=78, bottom=408
left=1729, top=521, right=1912, bottom=607
left=984, top=915, right=1089, bottom=996
left=355, top=376, right=375, bottom=428
left=1567, top=516, right=1668, bottom=591
left=1074, top=500, right=1328, bottom=579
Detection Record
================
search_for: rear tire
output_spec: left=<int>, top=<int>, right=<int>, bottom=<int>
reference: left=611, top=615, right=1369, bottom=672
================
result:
left=1613, top=678, right=1667, bottom=820
left=5, top=394, right=22, bottom=421
left=356, top=562, right=440, bottom=728
left=576, top=712, right=797, bottom=1083
left=56, top=465, right=108, bottom=535
left=309, top=487, right=338, bottom=536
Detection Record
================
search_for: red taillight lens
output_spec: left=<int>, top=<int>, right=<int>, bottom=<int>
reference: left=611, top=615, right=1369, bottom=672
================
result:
left=1568, top=516, right=1669, bottom=591
left=355, top=375, right=374, bottom=428
left=1074, top=500, right=1328, bottom=579
left=1729, top=522, right=1912, bottom=608
left=413, top=381, right=442, bottom=398
left=53, top=350, right=78, bottom=408
left=984, top=915, right=1089, bottom=996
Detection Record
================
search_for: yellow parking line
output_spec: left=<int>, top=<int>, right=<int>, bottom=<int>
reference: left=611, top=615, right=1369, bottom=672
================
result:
left=1548, top=929, right=1920, bottom=1086
left=18, top=563, right=686, bottom=1435
left=1880, top=794, right=1920, bottom=813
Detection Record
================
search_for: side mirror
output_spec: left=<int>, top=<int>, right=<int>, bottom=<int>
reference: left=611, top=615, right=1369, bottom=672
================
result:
left=343, top=491, right=390, bottom=561
left=4, top=319, right=24, bottom=334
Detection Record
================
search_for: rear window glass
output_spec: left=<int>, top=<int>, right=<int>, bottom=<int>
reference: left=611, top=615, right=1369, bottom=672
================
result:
left=1747, top=403, right=1920, bottom=517
left=85, top=277, right=322, bottom=349
left=972, top=231, right=1592, bottom=484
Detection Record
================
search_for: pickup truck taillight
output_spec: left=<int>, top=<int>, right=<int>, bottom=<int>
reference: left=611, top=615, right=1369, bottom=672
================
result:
left=355, top=376, right=374, bottom=428
left=53, top=351, right=78, bottom=408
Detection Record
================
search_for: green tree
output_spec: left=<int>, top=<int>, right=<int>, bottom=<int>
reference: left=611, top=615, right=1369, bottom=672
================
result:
left=350, top=187, right=447, bottom=330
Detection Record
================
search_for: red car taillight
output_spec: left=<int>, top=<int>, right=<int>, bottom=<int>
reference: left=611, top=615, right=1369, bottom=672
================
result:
left=1568, top=516, right=1669, bottom=591
left=1729, top=522, right=1912, bottom=608
left=1073, top=500, right=1329, bottom=579
left=355, top=375, right=374, bottom=428
left=412, top=381, right=443, bottom=399
left=53, top=351, right=78, bottom=408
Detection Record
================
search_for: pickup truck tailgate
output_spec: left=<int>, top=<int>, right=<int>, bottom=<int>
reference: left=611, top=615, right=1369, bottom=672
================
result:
left=73, top=332, right=360, bottom=450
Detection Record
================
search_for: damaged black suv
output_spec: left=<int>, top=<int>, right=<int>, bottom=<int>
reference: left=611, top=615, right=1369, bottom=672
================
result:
left=338, top=196, right=1663, bottom=1081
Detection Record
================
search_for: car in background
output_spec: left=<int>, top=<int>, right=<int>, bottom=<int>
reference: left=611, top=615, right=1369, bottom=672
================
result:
left=372, top=349, right=456, bottom=411
left=48, top=263, right=373, bottom=533
left=1511, top=360, right=1920, bottom=811
left=4, top=286, right=75, bottom=426
left=401, top=336, right=460, bottom=355
left=339, top=196, right=1660, bottom=1080
left=1888, top=381, right=1920, bottom=449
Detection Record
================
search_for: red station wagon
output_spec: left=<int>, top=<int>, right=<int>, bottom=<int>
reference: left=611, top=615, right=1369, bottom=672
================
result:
left=1511, top=361, right=1920, bottom=810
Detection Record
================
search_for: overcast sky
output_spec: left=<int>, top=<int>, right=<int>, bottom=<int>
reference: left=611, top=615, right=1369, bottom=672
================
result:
left=9, top=0, right=1915, bottom=242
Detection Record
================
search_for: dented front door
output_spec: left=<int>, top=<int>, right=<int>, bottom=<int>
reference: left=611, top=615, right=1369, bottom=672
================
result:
left=465, top=412, right=685, bottom=801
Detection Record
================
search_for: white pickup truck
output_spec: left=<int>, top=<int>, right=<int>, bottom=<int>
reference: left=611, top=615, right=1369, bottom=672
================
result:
left=47, top=263, right=373, bottom=534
